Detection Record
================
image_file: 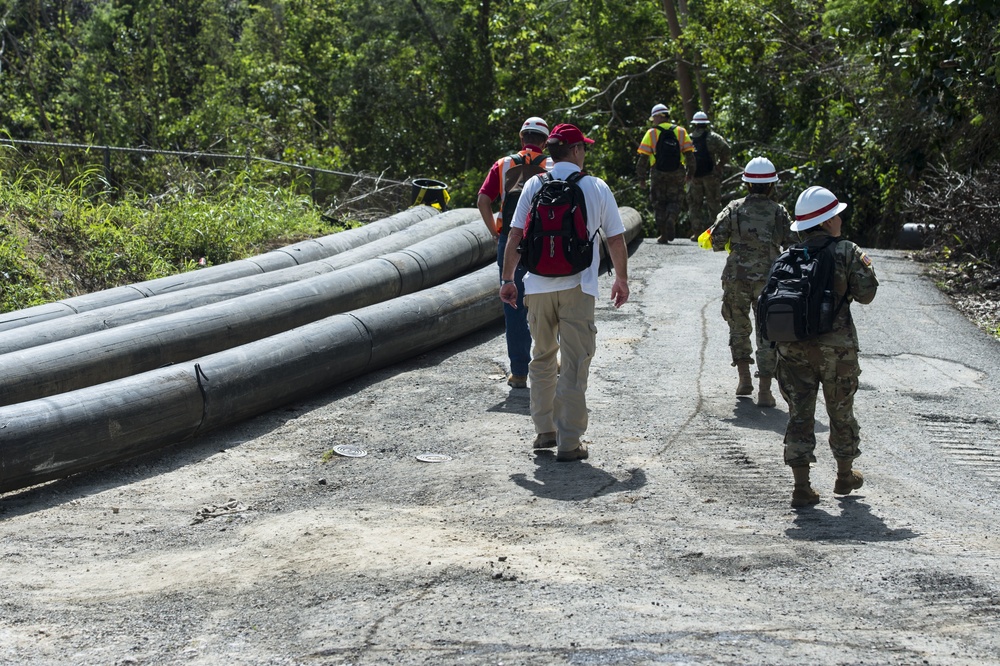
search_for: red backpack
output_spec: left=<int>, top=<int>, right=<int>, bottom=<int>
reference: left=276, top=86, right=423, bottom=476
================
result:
left=518, top=172, right=596, bottom=277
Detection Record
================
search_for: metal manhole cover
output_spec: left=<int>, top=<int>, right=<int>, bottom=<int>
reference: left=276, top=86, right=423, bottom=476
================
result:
left=332, top=444, right=367, bottom=458
left=415, top=453, right=452, bottom=463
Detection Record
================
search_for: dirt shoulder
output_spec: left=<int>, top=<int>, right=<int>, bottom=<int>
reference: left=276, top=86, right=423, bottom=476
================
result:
left=2, top=240, right=999, bottom=665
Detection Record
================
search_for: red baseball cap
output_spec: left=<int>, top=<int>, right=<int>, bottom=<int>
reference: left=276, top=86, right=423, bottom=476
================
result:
left=546, top=123, right=595, bottom=147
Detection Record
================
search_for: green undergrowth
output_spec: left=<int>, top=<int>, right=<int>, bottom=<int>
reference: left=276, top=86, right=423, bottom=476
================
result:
left=1, top=165, right=345, bottom=314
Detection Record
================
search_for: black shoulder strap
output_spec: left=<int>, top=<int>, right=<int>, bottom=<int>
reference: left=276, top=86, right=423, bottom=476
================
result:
left=657, top=125, right=676, bottom=141
left=564, top=171, right=597, bottom=242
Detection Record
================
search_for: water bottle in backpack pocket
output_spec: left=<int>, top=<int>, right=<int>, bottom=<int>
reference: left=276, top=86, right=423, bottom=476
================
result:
left=518, top=172, right=597, bottom=277
left=817, top=288, right=837, bottom=334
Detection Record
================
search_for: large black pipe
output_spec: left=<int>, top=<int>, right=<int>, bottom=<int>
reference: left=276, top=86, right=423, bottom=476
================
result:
left=0, top=209, right=481, bottom=355
left=0, top=267, right=502, bottom=494
left=0, top=208, right=643, bottom=495
left=0, top=205, right=441, bottom=333
left=0, top=218, right=494, bottom=406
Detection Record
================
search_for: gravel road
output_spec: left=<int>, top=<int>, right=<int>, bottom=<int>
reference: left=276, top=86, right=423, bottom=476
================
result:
left=2, top=239, right=999, bottom=665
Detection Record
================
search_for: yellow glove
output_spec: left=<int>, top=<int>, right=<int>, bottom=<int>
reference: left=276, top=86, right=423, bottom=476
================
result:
left=697, top=229, right=713, bottom=249
left=698, top=229, right=732, bottom=253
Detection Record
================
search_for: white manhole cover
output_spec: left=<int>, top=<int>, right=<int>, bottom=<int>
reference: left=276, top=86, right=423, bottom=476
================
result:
left=332, top=444, right=367, bottom=458
left=415, top=453, right=452, bottom=463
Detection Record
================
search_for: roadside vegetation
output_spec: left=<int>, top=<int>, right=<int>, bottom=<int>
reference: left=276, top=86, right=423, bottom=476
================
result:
left=0, top=162, right=337, bottom=312
left=910, top=168, right=1000, bottom=338
left=1, top=0, right=997, bottom=336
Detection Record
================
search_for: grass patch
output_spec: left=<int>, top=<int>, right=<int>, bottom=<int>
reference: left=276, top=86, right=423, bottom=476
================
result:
left=1, top=162, right=345, bottom=313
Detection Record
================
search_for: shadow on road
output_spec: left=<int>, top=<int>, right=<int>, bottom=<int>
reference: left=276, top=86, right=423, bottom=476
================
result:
left=486, top=389, right=531, bottom=416
left=719, top=397, right=790, bottom=435
left=785, top=495, right=921, bottom=542
left=510, top=452, right=647, bottom=501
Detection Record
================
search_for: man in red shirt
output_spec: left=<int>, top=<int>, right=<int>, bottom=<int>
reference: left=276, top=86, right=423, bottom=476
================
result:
left=477, top=117, right=553, bottom=388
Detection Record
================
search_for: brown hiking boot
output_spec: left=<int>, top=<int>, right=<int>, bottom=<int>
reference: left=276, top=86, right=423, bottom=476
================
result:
left=532, top=432, right=557, bottom=449
left=757, top=376, right=776, bottom=407
left=736, top=361, right=753, bottom=396
left=834, top=470, right=864, bottom=495
left=507, top=374, right=527, bottom=389
left=556, top=443, right=589, bottom=462
left=757, top=389, right=776, bottom=407
left=791, top=484, right=820, bottom=507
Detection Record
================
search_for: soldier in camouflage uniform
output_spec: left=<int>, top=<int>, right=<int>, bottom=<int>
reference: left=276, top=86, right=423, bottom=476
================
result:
left=636, top=104, right=695, bottom=243
left=777, top=186, right=879, bottom=508
left=708, top=157, right=792, bottom=407
left=687, top=111, right=731, bottom=241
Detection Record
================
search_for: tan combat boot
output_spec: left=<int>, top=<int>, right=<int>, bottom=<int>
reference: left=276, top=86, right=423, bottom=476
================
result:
left=757, top=375, right=776, bottom=408
left=736, top=360, right=753, bottom=396
left=791, top=465, right=820, bottom=507
left=834, top=459, right=865, bottom=495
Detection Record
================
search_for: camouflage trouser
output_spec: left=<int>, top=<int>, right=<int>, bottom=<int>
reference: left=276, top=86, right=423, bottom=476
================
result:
left=688, top=175, right=722, bottom=233
left=776, top=342, right=862, bottom=467
left=720, top=278, right=774, bottom=374
left=649, top=169, right=686, bottom=240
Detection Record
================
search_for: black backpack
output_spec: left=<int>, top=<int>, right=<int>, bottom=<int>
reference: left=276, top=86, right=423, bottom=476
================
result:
left=500, top=152, right=548, bottom=233
left=518, top=172, right=596, bottom=277
left=653, top=125, right=681, bottom=172
left=692, top=132, right=715, bottom=177
left=757, top=237, right=845, bottom=342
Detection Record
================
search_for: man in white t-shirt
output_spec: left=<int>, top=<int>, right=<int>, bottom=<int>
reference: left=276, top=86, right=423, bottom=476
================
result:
left=499, top=123, right=630, bottom=461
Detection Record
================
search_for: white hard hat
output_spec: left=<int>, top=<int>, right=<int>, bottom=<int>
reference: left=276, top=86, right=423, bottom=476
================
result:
left=792, top=186, right=848, bottom=231
left=741, top=157, right=779, bottom=184
left=692, top=111, right=710, bottom=124
left=520, top=116, right=550, bottom=138
left=650, top=103, right=669, bottom=118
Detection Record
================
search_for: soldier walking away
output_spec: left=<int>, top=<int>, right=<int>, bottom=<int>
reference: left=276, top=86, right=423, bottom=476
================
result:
left=500, top=124, right=630, bottom=462
left=636, top=104, right=695, bottom=243
left=478, top=117, right=554, bottom=389
left=687, top=111, right=731, bottom=241
left=708, top=157, right=792, bottom=407
left=776, top=186, right=879, bottom=508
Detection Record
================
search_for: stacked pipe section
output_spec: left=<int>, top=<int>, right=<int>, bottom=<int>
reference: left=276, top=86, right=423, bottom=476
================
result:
left=0, top=209, right=489, bottom=405
left=0, top=204, right=442, bottom=333
left=0, top=208, right=642, bottom=494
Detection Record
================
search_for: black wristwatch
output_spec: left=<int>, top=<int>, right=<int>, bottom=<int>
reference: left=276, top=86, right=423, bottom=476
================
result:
left=500, top=279, right=514, bottom=286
